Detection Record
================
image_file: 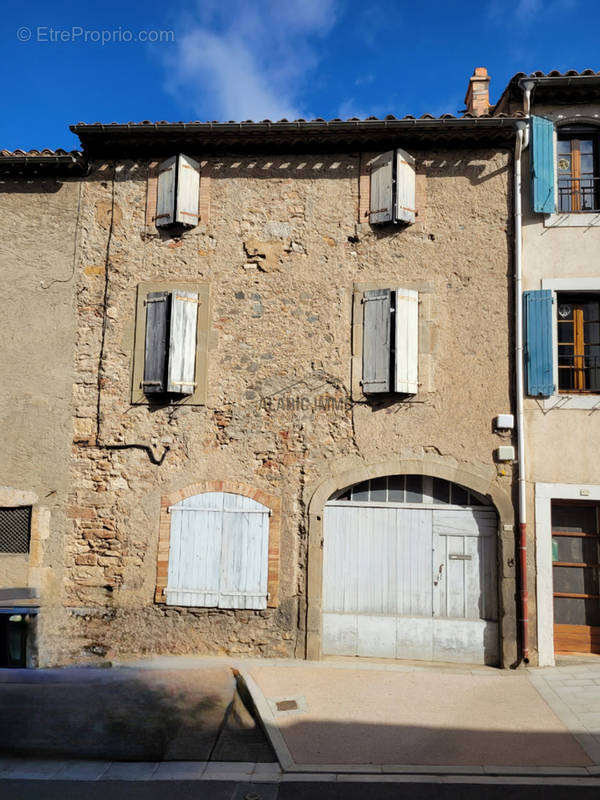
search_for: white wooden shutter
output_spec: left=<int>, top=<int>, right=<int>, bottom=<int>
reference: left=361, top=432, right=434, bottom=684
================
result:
left=175, top=154, right=200, bottom=226
left=369, top=151, right=394, bottom=224
left=167, top=291, right=198, bottom=394
left=166, top=492, right=223, bottom=607
left=166, top=492, right=270, bottom=610
left=394, top=149, right=416, bottom=224
left=395, top=288, right=419, bottom=394
left=156, top=156, right=176, bottom=226
left=363, top=289, right=392, bottom=393
left=219, top=493, right=270, bottom=609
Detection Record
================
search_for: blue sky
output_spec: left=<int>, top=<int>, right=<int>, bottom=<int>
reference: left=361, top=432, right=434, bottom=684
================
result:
left=1, top=0, right=598, bottom=151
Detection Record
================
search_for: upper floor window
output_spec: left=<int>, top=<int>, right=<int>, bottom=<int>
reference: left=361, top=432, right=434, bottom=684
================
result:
left=557, top=293, right=600, bottom=393
left=557, top=126, right=600, bottom=213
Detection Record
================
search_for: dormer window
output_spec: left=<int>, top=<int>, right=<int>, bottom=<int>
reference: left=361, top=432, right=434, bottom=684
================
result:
left=557, top=126, right=600, bottom=213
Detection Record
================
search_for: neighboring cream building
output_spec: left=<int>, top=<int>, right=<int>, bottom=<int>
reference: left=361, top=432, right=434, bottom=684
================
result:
left=497, top=71, right=600, bottom=663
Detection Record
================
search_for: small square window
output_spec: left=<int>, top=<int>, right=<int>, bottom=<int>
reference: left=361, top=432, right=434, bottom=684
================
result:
left=0, top=507, right=32, bottom=554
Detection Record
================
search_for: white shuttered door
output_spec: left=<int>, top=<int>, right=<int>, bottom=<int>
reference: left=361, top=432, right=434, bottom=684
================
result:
left=166, top=492, right=270, bottom=609
left=323, top=502, right=498, bottom=664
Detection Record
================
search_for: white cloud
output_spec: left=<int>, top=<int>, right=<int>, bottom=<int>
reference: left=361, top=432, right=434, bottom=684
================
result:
left=487, top=0, right=579, bottom=24
left=165, top=0, right=337, bottom=122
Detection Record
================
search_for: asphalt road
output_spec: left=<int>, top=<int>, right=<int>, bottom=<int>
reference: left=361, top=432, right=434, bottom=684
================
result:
left=1, top=781, right=599, bottom=800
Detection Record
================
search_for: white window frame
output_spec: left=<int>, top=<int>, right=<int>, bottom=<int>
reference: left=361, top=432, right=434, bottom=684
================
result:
left=538, top=278, right=600, bottom=410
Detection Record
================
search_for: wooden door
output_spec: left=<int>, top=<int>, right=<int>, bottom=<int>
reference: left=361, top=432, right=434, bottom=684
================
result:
left=552, top=501, right=600, bottom=654
left=322, top=503, right=498, bottom=664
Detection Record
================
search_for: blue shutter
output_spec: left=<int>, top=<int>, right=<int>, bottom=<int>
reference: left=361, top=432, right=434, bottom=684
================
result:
left=524, top=290, right=554, bottom=396
left=531, top=116, right=556, bottom=214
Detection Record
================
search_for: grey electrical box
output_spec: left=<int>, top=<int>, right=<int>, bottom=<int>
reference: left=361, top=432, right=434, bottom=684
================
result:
left=494, top=414, right=514, bottom=430
left=496, top=446, right=515, bottom=461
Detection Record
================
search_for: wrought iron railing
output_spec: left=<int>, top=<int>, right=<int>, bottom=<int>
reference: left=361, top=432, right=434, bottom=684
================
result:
left=558, top=353, right=600, bottom=391
left=558, top=177, right=600, bottom=213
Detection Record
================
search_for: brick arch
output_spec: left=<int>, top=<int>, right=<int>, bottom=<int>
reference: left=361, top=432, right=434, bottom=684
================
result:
left=305, top=456, right=515, bottom=666
left=155, top=480, right=281, bottom=607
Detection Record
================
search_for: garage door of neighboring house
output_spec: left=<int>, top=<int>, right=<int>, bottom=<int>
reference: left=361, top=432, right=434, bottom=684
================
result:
left=322, top=475, right=499, bottom=665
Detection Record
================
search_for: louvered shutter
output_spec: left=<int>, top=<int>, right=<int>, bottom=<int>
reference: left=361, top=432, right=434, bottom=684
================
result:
left=524, top=290, right=555, bottom=396
left=369, top=151, right=394, bottom=224
left=175, top=154, right=200, bottom=226
left=531, top=116, right=556, bottom=214
left=395, top=288, right=419, bottom=393
left=363, top=289, right=392, bottom=393
left=167, top=291, right=198, bottom=394
left=166, top=492, right=223, bottom=606
left=394, top=149, right=416, bottom=224
left=156, top=156, right=176, bottom=226
left=219, top=493, right=270, bottom=610
left=143, top=291, right=169, bottom=394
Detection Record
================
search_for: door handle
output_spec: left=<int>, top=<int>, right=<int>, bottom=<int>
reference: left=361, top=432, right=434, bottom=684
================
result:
left=433, top=563, right=444, bottom=586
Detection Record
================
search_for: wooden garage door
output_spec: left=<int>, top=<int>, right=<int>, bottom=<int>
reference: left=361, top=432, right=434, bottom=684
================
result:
left=322, top=498, right=498, bottom=665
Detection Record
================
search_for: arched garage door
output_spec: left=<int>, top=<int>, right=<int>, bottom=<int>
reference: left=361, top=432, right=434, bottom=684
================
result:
left=322, top=475, right=499, bottom=665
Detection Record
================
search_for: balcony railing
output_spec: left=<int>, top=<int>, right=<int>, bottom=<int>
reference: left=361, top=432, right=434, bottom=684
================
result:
left=558, top=353, right=600, bottom=392
left=558, top=177, right=600, bottom=213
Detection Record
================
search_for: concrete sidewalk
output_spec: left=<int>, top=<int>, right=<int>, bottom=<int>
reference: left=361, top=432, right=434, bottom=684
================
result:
left=1, top=655, right=600, bottom=780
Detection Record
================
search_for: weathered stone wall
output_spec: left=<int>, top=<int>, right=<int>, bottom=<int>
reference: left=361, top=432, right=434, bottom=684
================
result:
left=60, top=149, right=515, bottom=665
left=0, top=177, right=79, bottom=663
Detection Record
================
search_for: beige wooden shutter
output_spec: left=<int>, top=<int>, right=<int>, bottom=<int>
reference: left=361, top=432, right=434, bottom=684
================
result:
left=175, top=154, right=200, bottom=226
left=395, top=288, right=419, bottom=394
left=394, top=149, right=416, bottom=224
left=362, top=289, right=392, bottom=393
left=156, top=156, right=176, bottom=226
left=167, top=291, right=198, bottom=394
left=369, top=151, right=394, bottom=224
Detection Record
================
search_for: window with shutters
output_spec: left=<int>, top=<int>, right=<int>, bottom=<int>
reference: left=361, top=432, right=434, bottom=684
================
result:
left=557, top=127, right=600, bottom=213
left=531, top=117, right=600, bottom=221
left=524, top=287, right=600, bottom=402
left=131, top=281, right=210, bottom=405
left=362, top=288, right=419, bottom=395
left=369, top=149, right=416, bottom=225
left=155, top=483, right=281, bottom=610
left=156, top=154, right=200, bottom=228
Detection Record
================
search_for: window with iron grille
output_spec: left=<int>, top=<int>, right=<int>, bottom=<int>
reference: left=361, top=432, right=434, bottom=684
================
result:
left=0, top=507, right=32, bottom=554
left=557, top=126, right=600, bottom=213
left=557, top=294, right=600, bottom=393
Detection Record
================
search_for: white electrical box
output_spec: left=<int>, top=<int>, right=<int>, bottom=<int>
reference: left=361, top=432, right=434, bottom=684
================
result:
left=496, top=446, right=515, bottom=461
left=494, top=414, right=514, bottom=430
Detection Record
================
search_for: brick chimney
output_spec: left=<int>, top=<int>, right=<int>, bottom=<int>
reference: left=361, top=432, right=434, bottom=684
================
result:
left=464, top=67, right=491, bottom=116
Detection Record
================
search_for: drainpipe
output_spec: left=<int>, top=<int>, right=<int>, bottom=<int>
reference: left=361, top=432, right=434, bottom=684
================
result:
left=515, top=80, right=534, bottom=664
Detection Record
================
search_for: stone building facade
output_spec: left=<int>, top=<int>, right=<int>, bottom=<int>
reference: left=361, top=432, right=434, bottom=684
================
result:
left=1, top=76, right=526, bottom=668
